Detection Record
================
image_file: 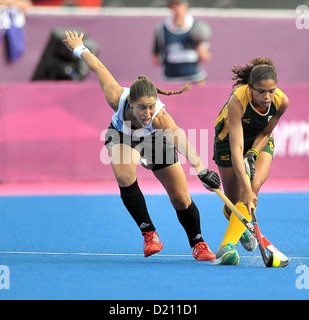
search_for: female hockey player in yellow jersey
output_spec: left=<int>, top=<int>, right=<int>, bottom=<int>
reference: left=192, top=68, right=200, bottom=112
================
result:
left=212, top=57, right=289, bottom=265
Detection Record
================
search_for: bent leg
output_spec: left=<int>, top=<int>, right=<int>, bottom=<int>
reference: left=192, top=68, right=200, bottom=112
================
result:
left=217, top=166, right=250, bottom=248
left=251, top=151, right=273, bottom=195
left=109, top=144, right=140, bottom=187
left=153, top=162, right=191, bottom=210
left=217, top=153, right=273, bottom=249
left=154, top=163, right=204, bottom=248
left=109, top=144, right=155, bottom=233
left=218, top=166, right=242, bottom=214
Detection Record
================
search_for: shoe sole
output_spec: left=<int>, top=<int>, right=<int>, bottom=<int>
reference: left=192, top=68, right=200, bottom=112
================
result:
left=213, top=250, right=240, bottom=266
left=193, top=254, right=216, bottom=261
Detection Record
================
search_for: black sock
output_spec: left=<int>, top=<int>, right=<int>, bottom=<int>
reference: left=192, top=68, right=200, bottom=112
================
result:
left=176, top=200, right=204, bottom=248
left=120, top=180, right=155, bottom=233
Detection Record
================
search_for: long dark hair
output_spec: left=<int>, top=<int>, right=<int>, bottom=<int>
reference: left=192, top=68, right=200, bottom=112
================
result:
left=231, top=57, right=278, bottom=88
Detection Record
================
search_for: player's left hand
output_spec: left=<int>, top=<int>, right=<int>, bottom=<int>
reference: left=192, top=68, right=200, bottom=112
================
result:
left=62, top=31, right=84, bottom=52
left=198, top=169, right=221, bottom=191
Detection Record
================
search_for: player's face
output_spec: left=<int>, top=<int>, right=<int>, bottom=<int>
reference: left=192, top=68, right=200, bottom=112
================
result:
left=250, top=79, right=277, bottom=109
left=131, top=96, right=157, bottom=127
left=170, top=2, right=189, bottom=16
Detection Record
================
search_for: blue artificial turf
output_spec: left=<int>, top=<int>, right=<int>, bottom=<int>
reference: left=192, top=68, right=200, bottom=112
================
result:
left=0, top=192, right=308, bottom=300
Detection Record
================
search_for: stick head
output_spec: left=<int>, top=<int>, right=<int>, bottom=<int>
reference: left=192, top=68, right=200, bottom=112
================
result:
left=279, top=257, right=290, bottom=268
left=269, top=253, right=289, bottom=268
left=265, top=252, right=274, bottom=268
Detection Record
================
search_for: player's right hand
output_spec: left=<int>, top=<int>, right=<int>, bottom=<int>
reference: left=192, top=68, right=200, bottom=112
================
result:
left=198, top=169, right=221, bottom=190
left=63, top=31, right=84, bottom=52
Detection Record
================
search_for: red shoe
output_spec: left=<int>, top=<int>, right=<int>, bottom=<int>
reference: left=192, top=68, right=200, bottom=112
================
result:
left=142, top=231, right=163, bottom=258
left=192, top=242, right=216, bottom=261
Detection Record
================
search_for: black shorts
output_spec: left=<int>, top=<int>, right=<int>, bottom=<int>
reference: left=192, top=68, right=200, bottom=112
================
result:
left=213, top=137, right=275, bottom=167
left=104, top=124, right=178, bottom=171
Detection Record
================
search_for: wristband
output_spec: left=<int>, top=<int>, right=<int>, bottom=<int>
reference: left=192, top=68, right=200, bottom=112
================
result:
left=73, top=45, right=90, bottom=60
left=246, top=148, right=259, bottom=158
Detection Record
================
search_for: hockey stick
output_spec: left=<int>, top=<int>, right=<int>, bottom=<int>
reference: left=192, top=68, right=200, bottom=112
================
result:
left=213, top=188, right=289, bottom=267
left=250, top=206, right=274, bottom=267
left=244, top=174, right=289, bottom=267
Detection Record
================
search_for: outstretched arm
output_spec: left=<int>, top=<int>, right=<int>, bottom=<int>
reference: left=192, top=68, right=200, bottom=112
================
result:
left=153, top=109, right=204, bottom=172
left=153, top=109, right=220, bottom=190
left=63, top=31, right=123, bottom=110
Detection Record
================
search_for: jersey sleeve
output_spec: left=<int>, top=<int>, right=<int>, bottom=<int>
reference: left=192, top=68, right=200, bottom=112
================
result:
left=273, top=88, right=283, bottom=111
left=233, top=85, right=251, bottom=113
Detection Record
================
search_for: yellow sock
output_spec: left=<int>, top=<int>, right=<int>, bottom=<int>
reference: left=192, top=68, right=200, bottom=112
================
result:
left=219, top=202, right=251, bottom=248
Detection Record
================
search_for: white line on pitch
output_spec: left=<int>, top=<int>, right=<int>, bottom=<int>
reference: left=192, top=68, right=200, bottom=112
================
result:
left=0, top=251, right=308, bottom=260
left=0, top=251, right=187, bottom=257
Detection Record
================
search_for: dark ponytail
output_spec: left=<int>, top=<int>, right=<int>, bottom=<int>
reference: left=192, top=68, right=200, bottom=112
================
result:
left=129, top=75, right=191, bottom=102
left=231, top=57, right=278, bottom=88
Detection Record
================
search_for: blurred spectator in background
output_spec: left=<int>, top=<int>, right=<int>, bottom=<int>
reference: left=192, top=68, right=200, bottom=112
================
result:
left=152, top=0, right=212, bottom=84
left=214, top=0, right=236, bottom=8
left=0, top=0, right=32, bottom=62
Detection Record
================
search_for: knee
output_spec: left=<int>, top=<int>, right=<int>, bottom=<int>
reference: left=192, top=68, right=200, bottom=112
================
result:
left=251, top=178, right=262, bottom=194
left=170, top=192, right=192, bottom=211
left=116, top=174, right=137, bottom=188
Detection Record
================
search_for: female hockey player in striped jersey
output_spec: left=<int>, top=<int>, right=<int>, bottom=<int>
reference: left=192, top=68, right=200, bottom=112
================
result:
left=63, top=31, right=221, bottom=261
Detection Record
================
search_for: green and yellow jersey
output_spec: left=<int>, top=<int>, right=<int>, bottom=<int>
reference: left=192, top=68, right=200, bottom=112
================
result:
left=213, top=84, right=284, bottom=167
